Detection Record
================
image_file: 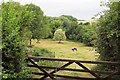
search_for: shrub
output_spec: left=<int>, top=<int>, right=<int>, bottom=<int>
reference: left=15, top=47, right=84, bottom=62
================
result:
left=31, top=48, right=60, bottom=68
left=32, top=48, right=55, bottom=57
left=2, top=2, right=31, bottom=79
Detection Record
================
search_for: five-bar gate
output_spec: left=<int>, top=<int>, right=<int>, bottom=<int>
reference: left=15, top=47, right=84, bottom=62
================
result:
left=27, top=55, right=120, bottom=80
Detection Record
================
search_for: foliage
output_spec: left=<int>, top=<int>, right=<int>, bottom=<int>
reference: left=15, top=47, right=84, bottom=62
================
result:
left=53, top=29, right=66, bottom=43
left=31, top=48, right=60, bottom=69
left=2, top=67, right=31, bottom=80
left=32, top=48, right=55, bottom=57
left=80, top=24, right=97, bottom=46
left=62, top=18, right=97, bottom=46
left=47, top=15, right=78, bottom=39
left=2, top=1, right=31, bottom=79
left=24, top=4, right=49, bottom=44
left=47, top=17, right=63, bottom=38
left=48, top=15, right=97, bottom=46
left=97, top=2, right=120, bottom=79
left=61, top=15, right=77, bottom=21
left=59, top=15, right=79, bottom=40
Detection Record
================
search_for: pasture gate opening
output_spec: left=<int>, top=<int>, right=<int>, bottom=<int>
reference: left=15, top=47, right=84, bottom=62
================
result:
left=26, top=55, right=120, bottom=80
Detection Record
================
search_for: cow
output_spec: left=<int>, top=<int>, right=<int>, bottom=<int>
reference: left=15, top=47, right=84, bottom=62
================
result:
left=72, top=48, right=77, bottom=52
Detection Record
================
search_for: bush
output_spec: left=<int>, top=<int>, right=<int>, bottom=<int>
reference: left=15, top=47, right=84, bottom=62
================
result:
left=2, top=68, right=31, bottom=80
left=2, top=2, right=31, bottom=79
left=31, top=48, right=60, bottom=68
left=97, top=2, right=120, bottom=68
left=96, top=2, right=120, bottom=80
left=32, top=48, right=55, bottom=57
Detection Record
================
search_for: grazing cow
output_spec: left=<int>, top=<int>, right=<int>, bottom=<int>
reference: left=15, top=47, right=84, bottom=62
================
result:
left=72, top=48, right=77, bottom=52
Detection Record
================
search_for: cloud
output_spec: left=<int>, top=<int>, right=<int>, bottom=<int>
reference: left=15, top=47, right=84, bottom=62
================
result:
left=3, top=0, right=107, bottom=20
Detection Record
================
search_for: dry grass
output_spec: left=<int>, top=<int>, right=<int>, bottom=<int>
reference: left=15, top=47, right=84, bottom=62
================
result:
left=32, top=39, right=98, bottom=60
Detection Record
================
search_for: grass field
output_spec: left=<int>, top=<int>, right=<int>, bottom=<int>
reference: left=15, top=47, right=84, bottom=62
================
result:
left=31, top=39, right=99, bottom=78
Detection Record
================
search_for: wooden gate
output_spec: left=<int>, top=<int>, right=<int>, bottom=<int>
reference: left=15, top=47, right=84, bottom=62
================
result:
left=27, top=55, right=120, bottom=80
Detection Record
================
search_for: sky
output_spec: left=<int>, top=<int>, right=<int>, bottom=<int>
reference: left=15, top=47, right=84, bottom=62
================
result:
left=2, top=0, right=108, bottom=20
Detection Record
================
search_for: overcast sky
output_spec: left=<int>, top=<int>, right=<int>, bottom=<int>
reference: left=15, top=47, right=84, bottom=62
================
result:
left=2, top=0, right=108, bottom=20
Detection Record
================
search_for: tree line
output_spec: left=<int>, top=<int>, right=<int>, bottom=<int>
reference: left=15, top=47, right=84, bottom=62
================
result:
left=45, top=15, right=97, bottom=46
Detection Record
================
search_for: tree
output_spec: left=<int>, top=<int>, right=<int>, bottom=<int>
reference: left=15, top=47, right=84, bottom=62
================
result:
left=80, top=24, right=97, bottom=46
left=60, top=15, right=79, bottom=40
left=47, top=15, right=79, bottom=40
left=32, top=16, right=50, bottom=43
left=2, top=1, right=30, bottom=79
left=24, top=3, right=46, bottom=45
left=53, top=29, right=66, bottom=43
left=48, top=17, right=63, bottom=38
left=97, top=2, right=120, bottom=79
left=61, top=15, right=77, bottom=21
